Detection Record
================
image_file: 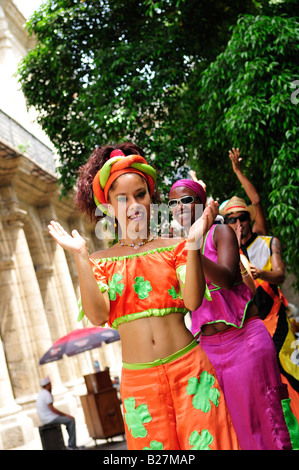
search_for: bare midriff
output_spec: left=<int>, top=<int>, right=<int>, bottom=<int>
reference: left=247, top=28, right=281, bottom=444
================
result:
left=118, top=312, right=194, bottom=364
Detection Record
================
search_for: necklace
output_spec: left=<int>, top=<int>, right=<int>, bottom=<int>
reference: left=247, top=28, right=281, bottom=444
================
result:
left=118, top=237, right=154, bottom=250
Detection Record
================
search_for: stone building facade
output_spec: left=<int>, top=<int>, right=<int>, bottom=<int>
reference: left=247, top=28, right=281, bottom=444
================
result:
left=0, top=0, right=121, bottom=449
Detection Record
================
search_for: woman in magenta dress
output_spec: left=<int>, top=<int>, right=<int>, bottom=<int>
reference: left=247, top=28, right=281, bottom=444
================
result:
left=169, top=178, right=299, bottom=450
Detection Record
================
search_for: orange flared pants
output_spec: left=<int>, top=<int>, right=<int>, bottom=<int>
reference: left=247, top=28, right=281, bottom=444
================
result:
left=120, top=340, right=240, bottom=450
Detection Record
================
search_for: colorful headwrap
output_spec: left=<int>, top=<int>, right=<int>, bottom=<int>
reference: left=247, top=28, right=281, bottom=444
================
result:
left=169, top=179, right=207, bottom=207
left=92, top=149, right=157, bottom=214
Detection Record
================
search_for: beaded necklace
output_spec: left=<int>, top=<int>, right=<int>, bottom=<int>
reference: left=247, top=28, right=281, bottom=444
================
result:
left=118, top=237, right=154, bottom=250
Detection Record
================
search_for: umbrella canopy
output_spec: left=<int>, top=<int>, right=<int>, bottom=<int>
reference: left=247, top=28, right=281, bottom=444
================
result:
left=39, top=327, right=120, bottom=365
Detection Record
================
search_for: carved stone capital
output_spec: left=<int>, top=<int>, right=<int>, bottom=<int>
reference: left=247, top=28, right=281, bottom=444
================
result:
left=1, top=208, right=28, bottom=229
left=35, top=265, right=54, bottom=278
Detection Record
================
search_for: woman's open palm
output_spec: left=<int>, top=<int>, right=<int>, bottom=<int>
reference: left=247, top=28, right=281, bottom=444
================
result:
left=48, top=221, right=87, bottom=255
left=188, top=200, right=219, bottom=248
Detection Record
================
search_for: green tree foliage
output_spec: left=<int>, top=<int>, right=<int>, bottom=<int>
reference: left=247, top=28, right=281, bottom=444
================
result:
left=18, top=0, right=257, bottom=194
left=193, top=14, right=299, bottom=287
left=18, top=1, right=298, bottom=286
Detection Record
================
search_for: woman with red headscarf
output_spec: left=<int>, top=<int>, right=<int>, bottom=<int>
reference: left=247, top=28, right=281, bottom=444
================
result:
left=47, top=143, right=240, bottom=450
left=169, top=179, right=299, bottom=450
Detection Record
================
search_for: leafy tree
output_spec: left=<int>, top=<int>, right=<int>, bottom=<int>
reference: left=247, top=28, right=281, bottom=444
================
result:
left=18, top=1, right=299, bottom=286
left=192, top=14, right=299, bottom=287
left=18, top=0, right=258, bottom=194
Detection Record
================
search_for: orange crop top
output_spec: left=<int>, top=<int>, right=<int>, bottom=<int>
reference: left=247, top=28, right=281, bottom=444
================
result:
left=78, top=241, right=189, bottom=329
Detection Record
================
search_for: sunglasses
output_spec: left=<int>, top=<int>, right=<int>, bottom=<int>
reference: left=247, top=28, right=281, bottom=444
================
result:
left=168, top=195, right=200, bottom=208
left=225, top=213, right=250, bottom=224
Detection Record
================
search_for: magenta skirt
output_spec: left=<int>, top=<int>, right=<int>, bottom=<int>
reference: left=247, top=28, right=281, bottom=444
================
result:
left=200, top=317, right=293, bottom=450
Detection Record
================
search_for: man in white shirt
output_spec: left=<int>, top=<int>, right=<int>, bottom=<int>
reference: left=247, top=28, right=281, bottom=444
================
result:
left=36, top=377, right=77, bottom=449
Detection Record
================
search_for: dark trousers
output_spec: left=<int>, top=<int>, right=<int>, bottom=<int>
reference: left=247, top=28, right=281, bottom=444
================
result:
left=51, top=416, right=76, bottom=448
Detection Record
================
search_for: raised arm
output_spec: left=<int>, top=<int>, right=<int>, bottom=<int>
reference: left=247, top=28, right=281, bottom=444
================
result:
left=48, top=221, right=110, bottom=326
left=182, top=201, right=218, bottom=310
left=229, top=147, right=267, bottom=235
left=201, top=224, right=240, bottom=290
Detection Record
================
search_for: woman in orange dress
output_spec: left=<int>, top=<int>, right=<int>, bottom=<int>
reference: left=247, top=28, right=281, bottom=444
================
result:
left=48, top=142, right=239, bottom=450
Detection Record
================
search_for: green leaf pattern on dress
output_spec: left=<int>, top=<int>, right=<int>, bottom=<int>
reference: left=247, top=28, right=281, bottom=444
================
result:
left=168, top=286, right=178, bottom=299
left=124, top=397, right=152, bottom=438
left=187, top=371, right=220, bottom=412
left=133, top=276, right=152, bottom=299
left=143, top=440, right=164, bottom=450
left=108, top=273, right=125, bottom=301
left=189, top=429, right=213, bottom=450
left=109, top=265, right=218, bottom=449
left=124, top=370, right=219, bottom=449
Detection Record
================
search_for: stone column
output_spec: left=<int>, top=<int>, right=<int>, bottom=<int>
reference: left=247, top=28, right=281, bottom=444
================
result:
left=0, top=259, right=20, bottom=417
left=22, top=207, right=79, bottom=385
left=38, top=205, right=92, bottom=381
left=0, top=205, right=56, bottom=399
left=34, top=263, right=76, bottom=384
left=0, top=204, right=62, bottom=449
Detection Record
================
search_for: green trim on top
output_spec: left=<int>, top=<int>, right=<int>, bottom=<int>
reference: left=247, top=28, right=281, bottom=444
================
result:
left=111, top=307, right=188, bottom=329
left=195, top=224, right=253, bottom=331
left=176, top=264, right=212, bottom=301
left=201, top=231, right=209, bottom=255
left=176, top=265, right=186, bottom=287
left=197, top=299, right=253, bottom=333
left=77, top=280, right=108, bottom=322
left=204, top=284, right=212, bottom=301
left=92, top=242, right=181, bottom=263
left=209, top=280, right=243, bottom=291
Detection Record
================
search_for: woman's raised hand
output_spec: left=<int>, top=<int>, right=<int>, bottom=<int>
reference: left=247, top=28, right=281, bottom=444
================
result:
left=48, top=221, right=87, bottom=255
left=188, top=200, right=219, bottom=248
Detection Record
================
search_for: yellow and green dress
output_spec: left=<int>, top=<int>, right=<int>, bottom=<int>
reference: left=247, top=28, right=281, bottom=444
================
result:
left=79, top=240, right=240, bottom=450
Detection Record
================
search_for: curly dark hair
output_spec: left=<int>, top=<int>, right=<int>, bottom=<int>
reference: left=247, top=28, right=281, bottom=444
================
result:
left=75, top=142, right=146, bottom=223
